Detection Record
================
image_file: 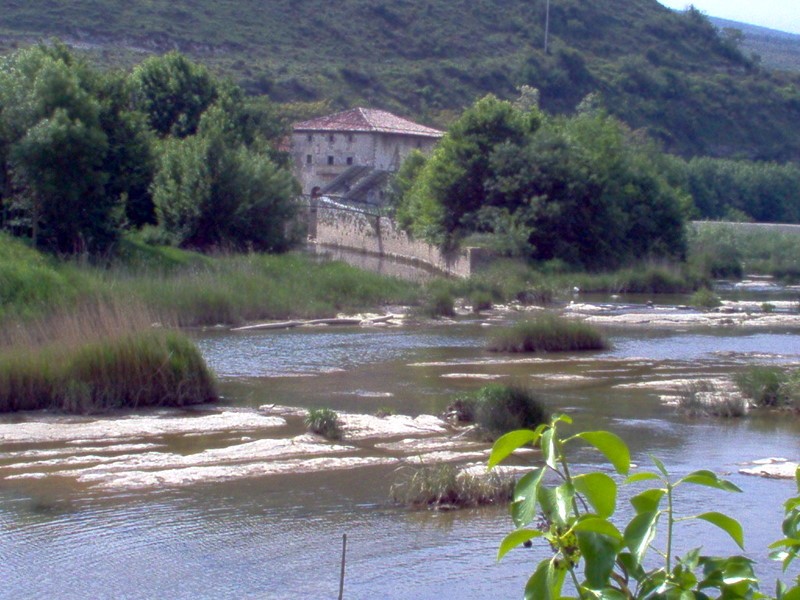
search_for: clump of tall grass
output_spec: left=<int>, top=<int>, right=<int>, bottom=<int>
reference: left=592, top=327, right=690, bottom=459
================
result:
left=487, top=314, right=608, bottom=353
left=677, top=381, right=748, bottom=418
left=468, top=290, right=493, bottom=313
left=689, top=287, right=721, bottom=309
left=418, top=280, right=456, bottom=318
left=304, top=407, right=342, bottom=440
left=0, top=302, right=217, bottom=413
left=735, top=366, right=795, bottom=408
left=561, top=262, right=701, bottom=295
left=688, top=223, right=800, bottom=282
left=101, top=252, right=420, bottom=326
left=390, top=463, right=514, bottom=509
left=447, top=384, right=549, bottom=441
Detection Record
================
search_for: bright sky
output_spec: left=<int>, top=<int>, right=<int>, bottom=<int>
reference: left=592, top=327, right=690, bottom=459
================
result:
left=658, top=0, right=800, bottom=35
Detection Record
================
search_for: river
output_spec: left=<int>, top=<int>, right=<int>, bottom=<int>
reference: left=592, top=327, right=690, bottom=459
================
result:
left=1, top=301, right=799, bottom=598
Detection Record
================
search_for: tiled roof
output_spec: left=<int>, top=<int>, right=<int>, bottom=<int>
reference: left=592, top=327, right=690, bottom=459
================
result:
left=294, top=107, right=443, bottom=138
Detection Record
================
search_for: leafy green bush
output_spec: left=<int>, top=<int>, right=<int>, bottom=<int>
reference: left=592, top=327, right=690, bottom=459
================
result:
left=390, top=463, right=514, bottom=509
left=304, top=407, right=342, bottom=440
left=677, top=381, right=748, bottom=418
left=419, top=283, right=456, bottom=318
left=489, top=415, right=800, bottom=599
left=473, top=384, right=548, bottom=441
left=735, top=366, right=790, bottom=408
left=469, top=290, right=493, bottom=313
left=689, top=287, right=722, bottom=309
left=0, top=329, right=217, bottom=413
left=488, top=314, right=608, bottom=353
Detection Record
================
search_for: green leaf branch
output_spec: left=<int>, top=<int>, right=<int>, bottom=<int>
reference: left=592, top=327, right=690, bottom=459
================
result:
left=489, top=414, right=800, bottom=599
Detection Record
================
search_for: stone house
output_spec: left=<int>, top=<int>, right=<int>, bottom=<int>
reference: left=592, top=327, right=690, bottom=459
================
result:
left=291, top=107, right=443, bottom=204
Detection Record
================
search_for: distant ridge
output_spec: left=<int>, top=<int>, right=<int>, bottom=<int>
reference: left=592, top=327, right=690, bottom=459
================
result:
left=708, top=16, right=800, bottom=72
left=1, top=0, right=799, bottom=161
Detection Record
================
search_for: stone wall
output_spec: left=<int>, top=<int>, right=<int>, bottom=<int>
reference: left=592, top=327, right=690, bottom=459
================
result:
left=312, top=204, right=492, bottom=278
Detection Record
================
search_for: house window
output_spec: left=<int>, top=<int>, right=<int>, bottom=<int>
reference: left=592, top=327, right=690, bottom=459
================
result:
left=346, top=157, right=353, bottom=165
left=307, top=134, right=313, bottom=142
left=348, top=134, right=354, bottom=142
left=416, top=140, right=422, bottom=148
left=327, top=156, right=334, bottom=165
left=329, top=134, right=335, bottom=142
left=306, top=154, right=312, bottom=165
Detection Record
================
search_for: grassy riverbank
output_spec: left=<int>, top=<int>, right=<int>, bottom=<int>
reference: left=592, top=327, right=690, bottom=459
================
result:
left=0, top=303, right=217, bottom=413
left=0, top=234, right=419, bottom=327
left=688, top=222, right=800, bottom=282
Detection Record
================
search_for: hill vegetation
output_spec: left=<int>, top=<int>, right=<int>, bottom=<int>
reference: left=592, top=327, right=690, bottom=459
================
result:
left=709, top=16, right=800, bottom=74
left=1, top=0, right=799, bottom=161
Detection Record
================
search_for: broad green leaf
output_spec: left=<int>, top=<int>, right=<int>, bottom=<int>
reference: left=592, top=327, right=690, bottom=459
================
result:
left=695, top=512, right=745, bottom=549
left=699, top=555, right=757, bottom=588
left=624, top=510, right=660, bottom=566
left=630, top=488, right=666, bottom=514
left=680, top=547, right=702, bottom=572
left=488, top=429, right=541, bottom=470
left=552, top=413, right=573, bottom=426
left=573, top=517, right=623, bottom=541
left=783, top=509, right=800, bottom=538
left=576, top=530, right=620, bottom=589
left=512, top=468, right=545, bottom=528
left=541, top=427, right=558, bottom=470
left=497, top=529, right=543, bottom=561
left=768, top=538, right=800, bottom=550
left=650, top=454, right=668, bottom=477
left=624, top=472, right=661, bottom=484
left=576, top=431, right=630, bottom=475
left=574, top=473, right=617, bottom=518
left=525, top=559, right=567, bottom=600
left=782, top=586, right=800, bottom=600
left=679, top=470, right=742, bottom=493
left=592, top=589, right=629, bottom=600
left=538, top=482, right=574, bottom=526
left=795, top=465, right=800, bottom=491
left=616, top=552, right=646, bottom=583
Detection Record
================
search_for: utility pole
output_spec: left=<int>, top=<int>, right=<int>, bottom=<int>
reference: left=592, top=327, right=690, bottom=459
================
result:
left=544, top=0, right=551, bottom=54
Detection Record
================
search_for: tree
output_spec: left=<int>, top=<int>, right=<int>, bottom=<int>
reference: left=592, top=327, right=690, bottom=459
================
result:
left=129, top=52, right=220, bottom=138
left=152, top=106, right=299, bottom=251
left=393, top=96, right=687, bottom=269
left=0, top=44, right=122, bottom=254
left=400, top=94, right=540, bottom=244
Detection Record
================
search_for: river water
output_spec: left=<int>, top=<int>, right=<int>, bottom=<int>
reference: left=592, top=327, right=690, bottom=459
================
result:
left=1, top=306, right=800, bottom=598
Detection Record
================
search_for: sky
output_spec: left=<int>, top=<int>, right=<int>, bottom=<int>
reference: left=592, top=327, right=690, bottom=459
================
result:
left=658, top=0, right=800, bottom=35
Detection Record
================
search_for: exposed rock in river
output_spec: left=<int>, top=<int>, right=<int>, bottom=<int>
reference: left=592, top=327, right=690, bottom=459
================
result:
left=739, top=458, right=799, bottom=479
left=0, top=406, right=469, bottom=492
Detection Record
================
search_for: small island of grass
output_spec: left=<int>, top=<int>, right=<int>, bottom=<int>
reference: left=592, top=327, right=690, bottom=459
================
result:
left=487, top=314, right=608, bottom=353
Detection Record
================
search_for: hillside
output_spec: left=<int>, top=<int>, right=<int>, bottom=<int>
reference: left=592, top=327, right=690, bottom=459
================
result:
left=1, top=0, right=799, bottom=161
left=709, top=16, right=800, bottom=73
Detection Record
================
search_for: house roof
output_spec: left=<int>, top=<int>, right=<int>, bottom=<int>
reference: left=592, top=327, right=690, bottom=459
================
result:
left=293, top=107, right=443, bottom=138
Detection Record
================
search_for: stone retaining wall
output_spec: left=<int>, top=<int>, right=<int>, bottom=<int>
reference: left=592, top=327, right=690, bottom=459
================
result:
left=312, top=204, right=493, bottom=278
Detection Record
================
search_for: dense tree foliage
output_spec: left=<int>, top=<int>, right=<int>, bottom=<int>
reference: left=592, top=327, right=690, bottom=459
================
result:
left=0, top=44, right=133, bottom=253
left=666, top=156, right=800, bottom=224
left=129, top=52, right=220, bottom=139
left=0, top=44, right=296, bottom=256
left=152, top=106, right=298, bottom=251
left=395, top=95, right=688, bottom=269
